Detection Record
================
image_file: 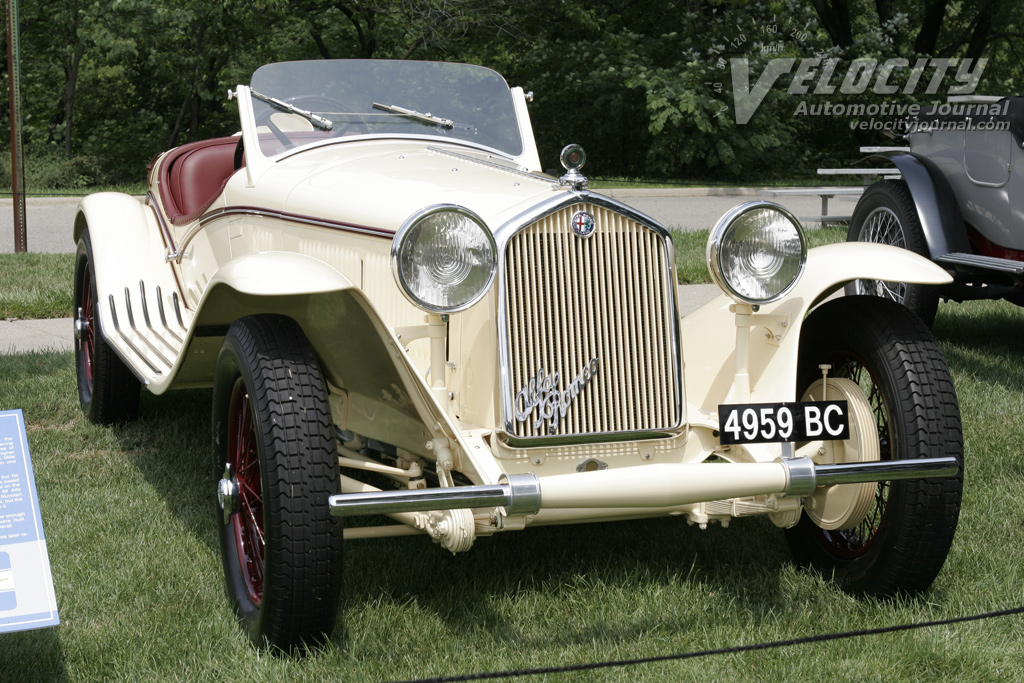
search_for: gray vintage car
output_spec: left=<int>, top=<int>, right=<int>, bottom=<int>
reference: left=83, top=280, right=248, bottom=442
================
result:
left=847, top=95, right=1024, bottom=325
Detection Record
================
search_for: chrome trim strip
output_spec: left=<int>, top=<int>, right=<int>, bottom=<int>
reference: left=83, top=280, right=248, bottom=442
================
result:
left=148, top=191, right=176, bottom=252
left=172, top=293, right=186, bottom=330
left=270, top=134, right=520, bottom=164
left=425, top=146, right=550, bottom=184
left=814, top=456, right=959, bottom=486
left=329, top=473, right=542, bottom=517
left=493, top=191, right=675, bottom=248
left=503, top=428, right=679, bottom=448
left=124, top=287, right=173, bottom=368
left=155, top=286, right=184, bottom=344
left=137, top=281, right=179, bottom=355
left=780, top=455, right=959, bottom=497
left=108, top=294, right=161, bottom=375
left=780, top=455, right=817, bottom=497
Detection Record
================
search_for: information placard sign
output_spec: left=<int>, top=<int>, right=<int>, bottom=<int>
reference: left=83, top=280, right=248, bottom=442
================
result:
left=0, top=409, right=59, bottom=632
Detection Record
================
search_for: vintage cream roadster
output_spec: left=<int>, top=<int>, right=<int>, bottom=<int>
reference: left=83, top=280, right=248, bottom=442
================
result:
left=73, top=60, right=963, bottom=651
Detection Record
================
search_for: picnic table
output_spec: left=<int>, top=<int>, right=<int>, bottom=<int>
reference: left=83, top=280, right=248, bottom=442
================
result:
left=756, top=187, right=865, bottom=224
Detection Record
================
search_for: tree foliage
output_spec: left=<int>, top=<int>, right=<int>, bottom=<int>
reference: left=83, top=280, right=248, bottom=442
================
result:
left=1, top=0, right=1021, bottom=186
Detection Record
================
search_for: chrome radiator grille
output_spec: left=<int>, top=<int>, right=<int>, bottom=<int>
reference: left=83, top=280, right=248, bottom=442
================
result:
left=501, top=202, right=682, bottom=441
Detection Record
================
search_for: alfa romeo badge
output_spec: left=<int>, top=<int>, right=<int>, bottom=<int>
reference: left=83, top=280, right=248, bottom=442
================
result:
left=570, top=210, right=596, bottom=238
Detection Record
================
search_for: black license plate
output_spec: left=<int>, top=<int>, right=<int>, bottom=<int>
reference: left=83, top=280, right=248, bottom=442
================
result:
left=717, top=401, right=849, bottom=445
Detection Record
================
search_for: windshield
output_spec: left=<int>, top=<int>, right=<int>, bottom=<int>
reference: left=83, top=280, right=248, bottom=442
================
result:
left=248, top=60, right=524, bottom=159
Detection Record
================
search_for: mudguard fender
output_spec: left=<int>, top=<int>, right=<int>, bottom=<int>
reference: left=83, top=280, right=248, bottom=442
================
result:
left=185, top=254, right=497, bottom=483
left=73, top=193, right=183, bottom=381
left=74, top=193, right=167, bottom=293
left=868, top=152, right=971, bottom=257
left=680, top=242, right=952, bottom=414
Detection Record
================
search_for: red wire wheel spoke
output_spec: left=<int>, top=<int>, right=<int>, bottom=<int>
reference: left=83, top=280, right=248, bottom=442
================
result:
left=81, top=267, right=95, bottom=387
left=228, top=379, right=264, bottom=605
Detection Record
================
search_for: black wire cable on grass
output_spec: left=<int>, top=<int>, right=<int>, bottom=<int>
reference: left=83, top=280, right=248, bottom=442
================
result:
left=385, top=604, right=1024, bottom=683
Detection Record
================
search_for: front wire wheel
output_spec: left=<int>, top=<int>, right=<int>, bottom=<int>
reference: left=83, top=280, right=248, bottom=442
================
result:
left=786, top=296, right=963, bottom=597
left=846, top=179, right=940, bottom=326
left=213, top=314, right=342, bottom=652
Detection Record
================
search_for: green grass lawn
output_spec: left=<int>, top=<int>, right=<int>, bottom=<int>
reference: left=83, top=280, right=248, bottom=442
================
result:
left=1, top=296, right=1023, bottom=681
left=2, top=223, right=1021, bottom=680
left=0, top=253, right=74, bottom=319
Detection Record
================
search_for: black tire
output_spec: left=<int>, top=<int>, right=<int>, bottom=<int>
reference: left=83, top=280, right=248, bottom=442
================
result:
left=846, top=179, right=940, bottom=327
left=212, top=314, right=342, bottom=652
left=786, top=296, right=963, bottom=597
left=73, top=229, right=141, bottom=424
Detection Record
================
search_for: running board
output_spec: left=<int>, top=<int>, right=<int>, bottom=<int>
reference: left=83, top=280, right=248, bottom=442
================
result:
left=936, top=252, right=1024, bottom=277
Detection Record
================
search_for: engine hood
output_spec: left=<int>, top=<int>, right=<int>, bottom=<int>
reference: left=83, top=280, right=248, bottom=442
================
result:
left=248, top=140, right=562, bottom=235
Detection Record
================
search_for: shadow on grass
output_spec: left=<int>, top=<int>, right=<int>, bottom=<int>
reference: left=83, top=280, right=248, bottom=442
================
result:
left=110, top=385, right=838, bottom=657
left=933, top=300, right=1024, bottom=358
left=118, top=385, right=803, bottom=652
left=113, top=388, right=216, bottom=552
left=335, top=513, right=795, bottom=651
left=0, top=626, right=69, bottom=682
left=2, top=353, right=941, bottom=664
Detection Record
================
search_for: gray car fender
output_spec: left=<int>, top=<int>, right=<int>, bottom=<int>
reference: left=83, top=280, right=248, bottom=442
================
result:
left=867, top=152, right=971, bottom=258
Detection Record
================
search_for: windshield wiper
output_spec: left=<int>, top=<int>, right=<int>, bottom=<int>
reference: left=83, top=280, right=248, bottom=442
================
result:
left=251, top=90, right=333, bottom=131
left=372, top=102, right=453, bottom=129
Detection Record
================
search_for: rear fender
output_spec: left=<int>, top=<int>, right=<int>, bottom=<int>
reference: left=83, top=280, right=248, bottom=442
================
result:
left=74, top=193, right=165, bottom=291
left=74, top=193, right=183, bottom=383
left=681, top=242, right=952, bottom=414
left=869, top=152, right=971, bottom=257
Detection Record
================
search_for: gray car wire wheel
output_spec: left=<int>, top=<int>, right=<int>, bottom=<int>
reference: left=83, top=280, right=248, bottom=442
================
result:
left=846, top=180, right=940, bottom=326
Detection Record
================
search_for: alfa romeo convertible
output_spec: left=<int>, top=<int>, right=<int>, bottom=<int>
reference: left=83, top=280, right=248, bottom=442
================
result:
left=73, top=60, right=963, bottom=651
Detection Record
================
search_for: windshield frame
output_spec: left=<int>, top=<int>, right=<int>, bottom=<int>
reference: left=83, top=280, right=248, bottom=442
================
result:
left=240, top=60, right=530, bottom=165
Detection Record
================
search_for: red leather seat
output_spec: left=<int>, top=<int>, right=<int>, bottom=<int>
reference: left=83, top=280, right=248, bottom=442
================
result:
left=159, top=137, right=240, bottom=225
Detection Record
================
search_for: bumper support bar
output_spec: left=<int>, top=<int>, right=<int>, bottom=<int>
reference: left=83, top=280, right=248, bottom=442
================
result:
left=328, top=456, right=959, bottom=518
left=329, top=473, right=542, bottom=518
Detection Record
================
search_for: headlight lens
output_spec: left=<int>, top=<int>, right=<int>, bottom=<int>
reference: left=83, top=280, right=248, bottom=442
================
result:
left=392, top=205, right=497, bottom=313
left=707, top=201, right=807, bottom=304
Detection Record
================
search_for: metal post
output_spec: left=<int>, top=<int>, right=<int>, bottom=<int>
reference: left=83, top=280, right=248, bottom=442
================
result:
left=6, top=0, right=27, bottom=252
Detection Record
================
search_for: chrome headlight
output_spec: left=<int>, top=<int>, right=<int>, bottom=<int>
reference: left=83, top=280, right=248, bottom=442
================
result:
left=707, top=201, right=807, bottom=305
left=392, top=205, right=497, bottom=313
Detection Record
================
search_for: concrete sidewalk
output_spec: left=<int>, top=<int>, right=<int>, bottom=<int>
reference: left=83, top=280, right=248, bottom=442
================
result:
left=0, top=317, right=74, bottom=354
left=0, top=284, right=724, bottom=356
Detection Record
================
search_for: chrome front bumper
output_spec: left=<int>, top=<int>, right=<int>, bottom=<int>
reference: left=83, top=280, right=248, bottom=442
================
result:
left=328, top=456, right=959, bottom=517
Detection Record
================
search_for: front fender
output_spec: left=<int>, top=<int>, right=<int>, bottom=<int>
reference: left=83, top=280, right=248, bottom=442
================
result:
left=182, top=252, right=496, bottom=482
left=681, top=242, right=951, bottom=414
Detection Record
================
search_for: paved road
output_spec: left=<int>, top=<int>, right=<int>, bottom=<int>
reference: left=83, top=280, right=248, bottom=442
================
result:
left=1, top=189, right=862, bottom=254
left=1, top=197, right=82, bottom=254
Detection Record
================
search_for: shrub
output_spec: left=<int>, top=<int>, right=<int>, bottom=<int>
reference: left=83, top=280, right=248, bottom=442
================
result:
left=0, top=149, right=112, bottom=192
